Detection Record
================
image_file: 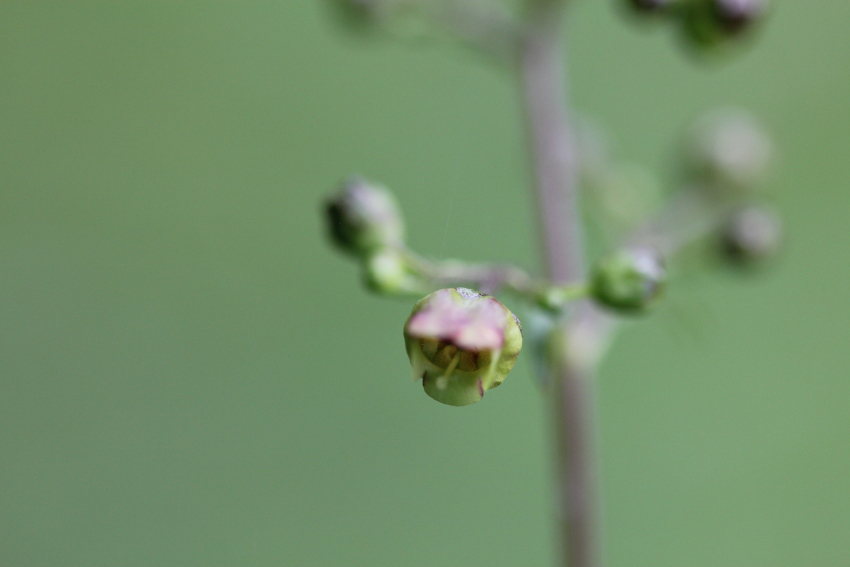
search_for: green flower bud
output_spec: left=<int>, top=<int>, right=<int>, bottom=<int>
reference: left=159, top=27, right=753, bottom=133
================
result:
left=683, top=109, right=773, bottom=192
left=590, top=247, right=667, bottom=313
left=363, top=247, right=418, bottom=294
left=719, top=204, right=782, bottom=266
left=403, top=288, right=523, bottom=407
left=325, top=176, right=405, bottom=257
left=680, top=0, right=768, bottom=49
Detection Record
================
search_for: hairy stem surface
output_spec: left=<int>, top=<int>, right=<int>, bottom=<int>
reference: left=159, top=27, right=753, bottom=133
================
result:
left=519, top=5, right=602, bottom=567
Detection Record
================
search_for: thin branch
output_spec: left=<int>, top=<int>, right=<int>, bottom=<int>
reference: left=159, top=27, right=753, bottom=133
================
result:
left=434, top=0, right=524, bottom=64
left=403, top=250, right=589, bottom=308
left=628, top=187, right=729, bottom=256
left=376, top=0, right=524, bottom=65
left=404, top=251, right=539, bottom=294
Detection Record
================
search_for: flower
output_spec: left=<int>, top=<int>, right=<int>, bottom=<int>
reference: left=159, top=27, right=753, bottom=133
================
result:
left=403, top=288, right=522, bottom=407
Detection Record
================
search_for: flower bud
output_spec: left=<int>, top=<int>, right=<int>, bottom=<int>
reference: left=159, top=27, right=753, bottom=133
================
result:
left=325, top=176, right=405, bottom=257
left=403, top=288, right=523, bottom=407
left=719, top=204, right=782, bottom=266
left=683, top=109, right=773, bottom=192
left=626, top=0, right=678, bottom=14
left=712, top=0, right=768, bottom=34
left=590, top=247, right=667, bottom=313
left=680, top=0, right=768, bottom=49
left=363, top=247, right=417, bottom=294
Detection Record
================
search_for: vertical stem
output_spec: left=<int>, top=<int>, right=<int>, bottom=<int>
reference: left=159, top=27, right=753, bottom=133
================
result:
left=518, top=5, right=602, bottom=567
left=519, top=5, right=584, bottom=285
left=551, top=315, right=602, bottom=567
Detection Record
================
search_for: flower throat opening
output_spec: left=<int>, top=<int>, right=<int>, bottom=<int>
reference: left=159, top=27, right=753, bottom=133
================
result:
left=419, top=338, right=491, bottom=372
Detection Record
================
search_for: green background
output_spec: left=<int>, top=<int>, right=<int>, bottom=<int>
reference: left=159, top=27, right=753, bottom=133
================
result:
left=1, top=2, right=848, bottom=566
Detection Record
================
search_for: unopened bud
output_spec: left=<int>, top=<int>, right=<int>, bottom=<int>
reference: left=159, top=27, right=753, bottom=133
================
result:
left=325, top=176, right=405, bottom=257
left=363, top=247, right=417, bottom=294
left=719, top=205, right=782, bottom=266
left=680, top=0, right=768, bottom=49
left=683, top=109, right=773, bottom=192
left=627, top=0, right=678, bottom=14
left=590, top=247, right=667, bottom=313
left=712, top=0, right=768, bottom=34
left=404, top=288, right=522, bottom=407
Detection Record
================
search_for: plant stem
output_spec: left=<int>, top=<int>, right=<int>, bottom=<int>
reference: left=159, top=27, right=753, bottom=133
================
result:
left=519, top=5, right=603, bottom=567
left=550, top=312, right=602, bottom=567
left=519, top=4, right=583, bottom=285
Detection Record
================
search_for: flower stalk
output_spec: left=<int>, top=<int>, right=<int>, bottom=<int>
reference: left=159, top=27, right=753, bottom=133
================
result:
left=519, top=3, right=603, bottom=565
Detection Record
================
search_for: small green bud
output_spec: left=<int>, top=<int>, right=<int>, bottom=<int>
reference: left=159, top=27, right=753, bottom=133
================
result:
left=719, top=205, right=782, bottom=266
left=403, top=288, right=523, bottom=407
left=680, top=0, right=768, bottom=49
left=363, top=247, right=417, bottom=294
left=590, top=247, right=667, bottom=313
left=683, top=109, right=773, bottom=192
left=325, top=176, right=405, bottom=257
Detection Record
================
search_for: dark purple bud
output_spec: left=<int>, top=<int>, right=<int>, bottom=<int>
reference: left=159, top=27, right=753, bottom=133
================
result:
left=713, top=0, right=767, bottom=34
left=324, top=176, right=405, bottom=257
left=628, top=0, right=676, bottom=13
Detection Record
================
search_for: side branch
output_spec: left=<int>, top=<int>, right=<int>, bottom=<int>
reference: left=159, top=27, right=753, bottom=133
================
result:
left=404, top=250, right=588, bottom=307
left=405, top=252, right=537, bottom=294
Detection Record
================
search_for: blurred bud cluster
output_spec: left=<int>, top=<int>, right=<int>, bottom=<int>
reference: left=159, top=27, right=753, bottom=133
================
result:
left=683, top=109, right=782, bottom=267
left=576, top=107, right=782, bottom=322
